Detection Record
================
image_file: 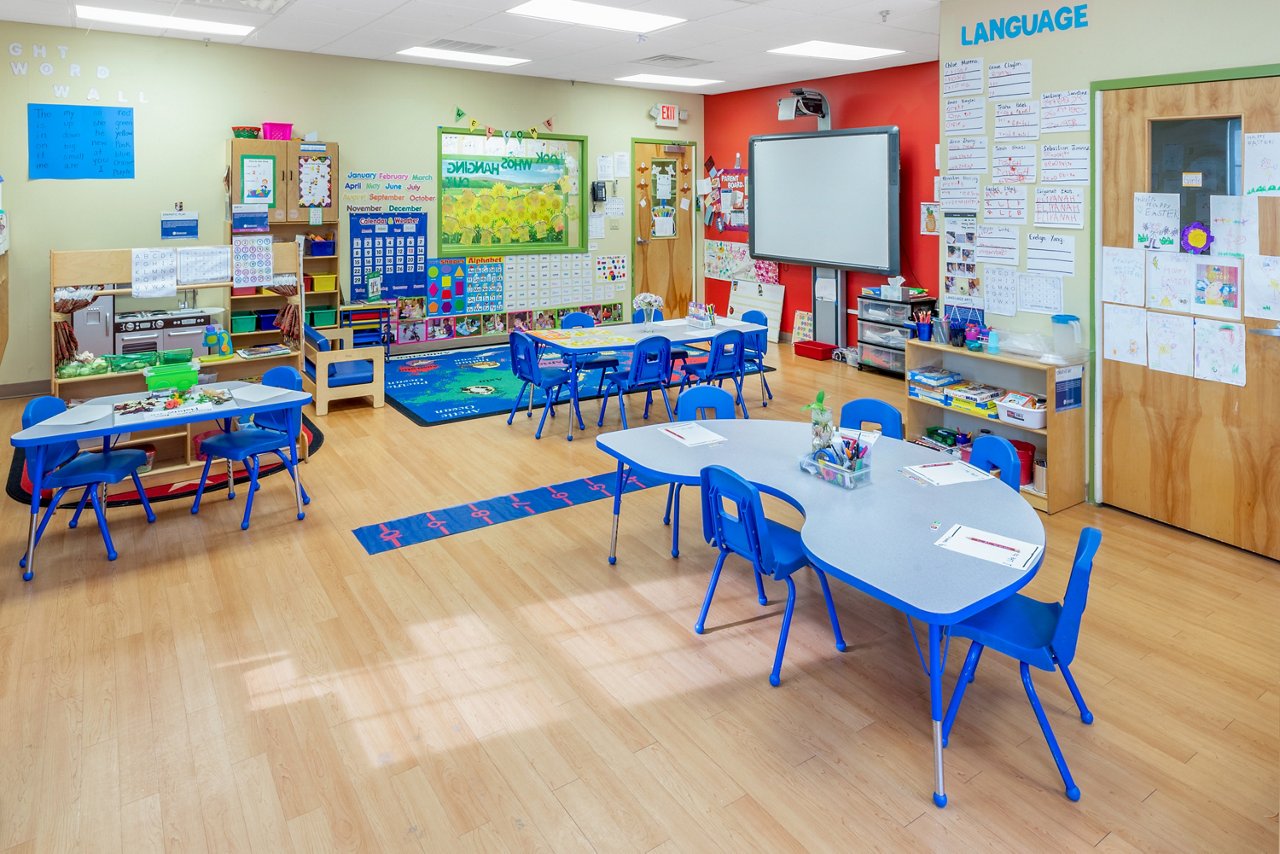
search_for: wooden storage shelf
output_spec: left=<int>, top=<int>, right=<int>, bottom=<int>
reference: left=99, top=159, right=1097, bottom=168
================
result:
left=904, top=339, right=1086, bottom=515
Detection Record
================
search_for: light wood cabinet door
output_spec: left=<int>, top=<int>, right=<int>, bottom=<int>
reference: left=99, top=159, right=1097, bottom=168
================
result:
left=287, top=141, right=340, bottom=223
left=229, top=139, right=288, bottom=223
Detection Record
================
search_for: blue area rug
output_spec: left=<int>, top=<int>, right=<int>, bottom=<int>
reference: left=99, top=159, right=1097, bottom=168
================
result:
left=383, top=344, right=770, bottom=427
left=353, top=470, right=657, bottom=555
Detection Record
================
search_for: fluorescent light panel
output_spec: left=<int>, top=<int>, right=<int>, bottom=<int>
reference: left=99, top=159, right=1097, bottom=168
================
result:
left=75, top=4, right=254, bottom=36
left=615, top=73, right=721, bottom=87
left=507, top=0, right=684, bottom=34
left=398, top=46, right=529, bottom=66
left=768, top=40, right=903, bottom=61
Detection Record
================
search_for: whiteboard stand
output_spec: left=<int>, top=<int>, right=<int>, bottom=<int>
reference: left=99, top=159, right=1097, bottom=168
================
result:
left=813, top=267, right=846, bottom=347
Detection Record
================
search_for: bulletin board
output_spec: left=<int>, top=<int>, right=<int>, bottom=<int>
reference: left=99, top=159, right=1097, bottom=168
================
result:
left=28, top=103, right=134, bottom=180
left=437, top=128, right=586, bottom=256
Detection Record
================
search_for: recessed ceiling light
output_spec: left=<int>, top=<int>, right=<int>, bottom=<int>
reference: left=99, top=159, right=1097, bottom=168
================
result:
left=768, top=40, right=903, bottom=61
left=398, top=46, right=530, bottom=67
left=75, top=4, right=254, bottom=36
left=507, top=0, right=684, bottom=34
left=615, top=74, right=722, bottom=88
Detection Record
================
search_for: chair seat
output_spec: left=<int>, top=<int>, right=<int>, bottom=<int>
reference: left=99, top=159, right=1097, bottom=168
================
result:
left=304, top=358, right=375, bottom=388
left=671, top=347, right=691, bottom=361
left=45, top=449, right=150, bottom=489
left=682, top=361, right=730, bottom=382
left=199, top=427, right=290, bottom=463
left=950, top=594, right=1062, bottom=671
left=764, top=519, right=809, bottom=578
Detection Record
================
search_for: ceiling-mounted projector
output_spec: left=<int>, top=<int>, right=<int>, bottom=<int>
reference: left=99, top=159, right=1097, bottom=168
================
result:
left=778, top=88, right=830, bottom=122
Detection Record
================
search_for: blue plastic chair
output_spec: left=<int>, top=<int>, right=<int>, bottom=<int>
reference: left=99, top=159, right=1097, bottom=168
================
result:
left=968, top=434, right=1021, bottom=491
left=942, top=527, right=1103, bottom=800
left=507, top=331, right=572, bottom=440
left=739, top=309, right=774, bottom=408
left=191, top=366, right=310, bottom=530
left=632, top=308, right=691, bottom=365
left=838, top=398, right=904, bottom=440
left=679, top=328, right=749, bottom=418
left=18, top=397, right=156, bottom=576
left=561, top=311, right=619, bottom=396
left=664, top=386, right=737, bottom=558
left=597, top=335, right=674, bottom=430
left=696, top=465, right=847, bottom=686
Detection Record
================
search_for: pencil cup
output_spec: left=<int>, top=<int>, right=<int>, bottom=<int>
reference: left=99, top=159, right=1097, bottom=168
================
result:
left=915, top=322, right=933, bottom=342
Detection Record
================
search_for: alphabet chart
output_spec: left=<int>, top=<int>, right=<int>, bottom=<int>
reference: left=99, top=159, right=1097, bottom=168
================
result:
left=131, top=248, right=178, bottom=298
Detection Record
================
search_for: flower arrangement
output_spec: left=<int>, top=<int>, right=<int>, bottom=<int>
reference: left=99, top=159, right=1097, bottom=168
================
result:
left=633, top=292, right=664, bottom=312
left=803, top=390, right=834, bottom=451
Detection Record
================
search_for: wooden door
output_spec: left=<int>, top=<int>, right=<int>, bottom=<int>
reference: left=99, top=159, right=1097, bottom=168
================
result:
left=632, top=140, right=695, bottom=317
left=287, top=141, right=340, bottom=223
left=229, top=139, right=288, bottom=223
left=1101, top=76, right=1280, bottom=558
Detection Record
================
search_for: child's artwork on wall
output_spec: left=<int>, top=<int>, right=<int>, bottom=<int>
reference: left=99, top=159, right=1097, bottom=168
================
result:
left=298, top=156, right=332, bottom=208
left=703, top=240, right=752, bottom=281
left=1243, top=132, right=1280, bottom=196
left=240, top=155, right=275, bottom=207
left=1191, top=257, right=1241, bottom=320
left=1146, top=311, right=1193, bottom=377
left=1193, top=318, right=1246, bottom=386
left=1101, top=246, right=1145, bottom=306
left=1208, top=195, right=1259, bottom=258
left=1103, top=304, right=1147, bottom=366
left=1133, top=193, right=1180, bottom=251
left=1244, top=254, right=1280, bottom=321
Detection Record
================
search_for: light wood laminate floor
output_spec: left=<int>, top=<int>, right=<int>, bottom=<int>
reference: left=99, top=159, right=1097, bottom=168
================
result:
left=0, top=347, right=1275, bottom=852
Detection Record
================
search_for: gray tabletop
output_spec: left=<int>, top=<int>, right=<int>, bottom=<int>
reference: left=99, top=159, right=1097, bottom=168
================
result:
left=597, top=419, right=1046, bottom=623
left=533, top=317, right=766, bottom=353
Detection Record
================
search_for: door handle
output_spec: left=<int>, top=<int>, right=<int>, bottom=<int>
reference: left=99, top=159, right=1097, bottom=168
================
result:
left=1249, top=324, right=1280, bottom=337
left=636, top=237, right=647, bottom=244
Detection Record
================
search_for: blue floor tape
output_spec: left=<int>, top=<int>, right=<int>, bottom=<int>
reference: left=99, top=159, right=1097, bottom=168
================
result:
left=353, top=470, right=657, bottom=555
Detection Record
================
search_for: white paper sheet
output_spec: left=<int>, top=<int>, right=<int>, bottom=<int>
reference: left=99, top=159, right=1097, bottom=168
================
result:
left=613, top=151, right=630, bottom=179
left=1193, top=319, right=1246, bottom=386
left=983, top=266, right=1018, bottom=316
left=177, top=246, right=232, bottom=286
left=1146, top=311, right=1193, bottom=376
left=1033, top=187, right=1084, bottom=229
left=1244, top=254, right=1280, bottom=320
left=903, top=460, right=992, bottom=487
left=976, top=225, right=1020, bottom=267
left=934, top=524, right=1043, bottom=572
left=1040, top=88, right=1089, bottom=134
left=1146, top=251, right=1194, bottom=312
left=1133, top=193, right=1180, bottom=251
left=1041, top=143, right=1090, bottom=184
left=1101, top=246, right=1146, bottom=306
left=604, top=197, right=625, bottom=218
left=231, top=384, right=289, bottom=403
left=1209, top=195, right=1260, bottom=258
left=39, top=404, right=112, bottom=426
left=940, top=176, right=980, bottom=212
left=662, top=423, right=726, bottom=447
left=983, top=185, right=1027, bottom=224
left=1244, top=132, right=1280, bottom=196
left=131, top=248, right=178, bottom=298
left=944, top=97, right=986, bottom=136
left=588, top=213, right=605, bottom=239
left=946, top=136, right=988, bottom=174
left=991, top=143, right=1035, bottom=184
left=1103, top=304, right=1147, bottom=366
left=987, top=59, right=1032, bottom=100
left=1017, top=271, right=1063, bottom=315
left=1026, top=232, right=1075, bottom=276
left=942, top=58, right=984, bottom=96
left=994, top=101, right=1039, bottom=141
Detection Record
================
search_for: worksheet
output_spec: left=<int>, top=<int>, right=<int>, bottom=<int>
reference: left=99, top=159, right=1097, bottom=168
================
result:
left=934, top=524, right=1043, bottom=571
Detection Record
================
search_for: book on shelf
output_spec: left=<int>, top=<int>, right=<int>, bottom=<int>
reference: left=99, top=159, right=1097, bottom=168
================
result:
left=236, top=344, right=292, bottom=360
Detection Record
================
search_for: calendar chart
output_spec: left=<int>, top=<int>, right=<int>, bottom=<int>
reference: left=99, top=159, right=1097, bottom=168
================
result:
left=349, top=212, right=428, bottom=300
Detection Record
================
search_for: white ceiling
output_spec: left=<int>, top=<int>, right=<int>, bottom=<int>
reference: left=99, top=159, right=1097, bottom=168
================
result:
left=1, top=0, right=941, bottom=94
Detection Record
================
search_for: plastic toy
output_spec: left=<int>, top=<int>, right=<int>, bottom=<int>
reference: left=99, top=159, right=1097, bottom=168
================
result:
left=203, top=324, right=234, bottom=361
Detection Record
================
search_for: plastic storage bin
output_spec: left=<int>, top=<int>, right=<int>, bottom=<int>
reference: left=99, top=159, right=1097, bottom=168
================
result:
left=997, top=396, right=1048, bottom=430
left=231, top=126, right=260, bottom=139
left=255, top=309, right=279, bottom=331
left=309, top=308, right=336, bottom=327
left=231, top=286, right=258, bottom=296
left=858, top=319, right=912, bottom=350
left=308, top=240, right=335, bottom=257
left=794, top=340, right=836, bottom=360
left=161, top=348, right=194, bottom=365
left=310, top=273, right=337, bottom=292
left=104, top=352, right=157, bottom=373
left=857, top=298, right=913, bottom=325
left=857, top=343, right=906, bottom=374
left=230, top=311, right=258, bottom=333
left=261, top=122, right=292, bottom=140
left=143, top=362, right=198, bottom=391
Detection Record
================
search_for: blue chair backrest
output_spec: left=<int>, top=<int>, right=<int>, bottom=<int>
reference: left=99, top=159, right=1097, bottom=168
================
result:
left=705, top=328, right=744, bottom=375
left=1050, top=527, right=1102, bottom=665
left=839, top=398, right=904, bottom=440
left=628, top=335, right=671, bottom=386
left=741, top=309, right=768, bottom=355
left=632, top=308, right=666, bottom=323
left=700, top=464, right=774, bottom=576
left=968, top=435, right=1021, bottom=491
left=509, top=331, right=542, bottom=384
left=561, top=311, right=595, bottom=329
left=303, top=323, right=331, bottom=353
left=22, top=396, right=80, bottom=473
left=675, top=386, right=737, bottom=420
left=254, top=365, right=303, bottom=433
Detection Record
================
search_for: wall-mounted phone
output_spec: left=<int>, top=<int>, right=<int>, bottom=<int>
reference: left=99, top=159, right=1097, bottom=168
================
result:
left=590, top=180, right=607, bottom=203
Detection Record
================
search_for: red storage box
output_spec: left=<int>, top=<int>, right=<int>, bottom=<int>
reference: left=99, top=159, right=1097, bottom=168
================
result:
left=232, top=285, right=257, bottom=296
left=794, top=340, right=836, bottom=360
left=1010, top=439, right=1036, bottom=485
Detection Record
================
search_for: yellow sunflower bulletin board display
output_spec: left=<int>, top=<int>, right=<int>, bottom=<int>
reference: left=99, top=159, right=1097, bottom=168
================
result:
left=438, top=128, right=586, bottom=256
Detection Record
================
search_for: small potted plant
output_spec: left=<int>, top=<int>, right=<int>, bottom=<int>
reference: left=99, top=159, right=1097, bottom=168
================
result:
left=803, top=390, right=834, bottom=451
left=633, top=292, right=664, bottom=329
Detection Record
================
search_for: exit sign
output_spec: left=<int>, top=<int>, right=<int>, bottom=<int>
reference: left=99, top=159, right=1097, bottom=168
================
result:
left=656, top=103, right=679, bottom=128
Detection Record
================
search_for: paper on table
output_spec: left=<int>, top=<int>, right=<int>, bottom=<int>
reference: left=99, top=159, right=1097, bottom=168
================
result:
left=935, top=524, right=1043, bottom=571
left=39, top=404, right=112, bottom=426
left=661, top=423, right=726, bottom=447
left=903, top=460, right=993, bottom=486
left=231, top=384, right=289, bottom=403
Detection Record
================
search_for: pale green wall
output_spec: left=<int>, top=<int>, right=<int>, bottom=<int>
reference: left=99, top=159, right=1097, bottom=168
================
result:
left=938, top=0, right=1280, bottom=339
left=0, top=21, right=703, bottom=386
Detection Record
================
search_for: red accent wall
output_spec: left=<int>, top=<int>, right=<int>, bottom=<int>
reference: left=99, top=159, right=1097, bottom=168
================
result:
left=703, top=61, right=939, bottom=338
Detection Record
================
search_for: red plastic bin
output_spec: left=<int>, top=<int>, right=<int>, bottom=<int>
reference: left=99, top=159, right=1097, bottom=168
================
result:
left=261, top=122, right=292, bottom=140
left=1009, top=439, right=1036, bottom=485
left=794, top=340, right=836, bottom=360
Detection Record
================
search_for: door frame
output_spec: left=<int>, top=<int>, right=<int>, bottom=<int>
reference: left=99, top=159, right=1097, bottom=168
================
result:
left=1087, top=63, right=1280, bottom=503
left=630, top=137, right=699, bottom=310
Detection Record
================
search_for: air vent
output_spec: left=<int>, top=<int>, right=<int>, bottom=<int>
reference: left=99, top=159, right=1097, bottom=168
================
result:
left=424, top=38, right=501, bottom=54
left=635, top=54, right=710, bottom=68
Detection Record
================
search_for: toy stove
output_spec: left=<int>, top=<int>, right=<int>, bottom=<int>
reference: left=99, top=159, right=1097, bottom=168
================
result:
left=114, top=309, right=213, bottom=333
left=114, top=310, right=215, bottom=355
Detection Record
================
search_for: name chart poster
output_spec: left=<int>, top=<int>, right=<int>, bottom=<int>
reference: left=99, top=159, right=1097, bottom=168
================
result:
left=28, top=103, right=134, bottom=180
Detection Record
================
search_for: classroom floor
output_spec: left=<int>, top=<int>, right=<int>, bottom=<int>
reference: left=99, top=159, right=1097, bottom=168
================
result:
left=0, top=347, right=1276, bottom=853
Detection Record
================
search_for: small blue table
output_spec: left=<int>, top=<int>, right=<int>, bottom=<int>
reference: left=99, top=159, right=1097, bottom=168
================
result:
left=596, top=419, right=1045, bottom=806
left=10, top=381, right=312, bottom=580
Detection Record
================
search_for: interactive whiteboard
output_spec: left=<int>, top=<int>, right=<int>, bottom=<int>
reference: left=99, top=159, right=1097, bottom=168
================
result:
left=748, top=127, right=900, bottom=275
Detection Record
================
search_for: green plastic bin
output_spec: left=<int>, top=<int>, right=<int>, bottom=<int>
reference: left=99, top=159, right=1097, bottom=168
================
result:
left=309, top=308, right=336, bottom=327
left=231, top=311, right=257, bottom=333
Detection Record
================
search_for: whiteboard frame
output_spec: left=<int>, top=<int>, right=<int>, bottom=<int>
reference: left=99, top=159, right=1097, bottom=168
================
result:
left=747, top=126, right=901, bottom=276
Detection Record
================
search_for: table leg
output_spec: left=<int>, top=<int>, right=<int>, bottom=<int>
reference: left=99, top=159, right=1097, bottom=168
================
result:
left=608, top=461, right=624, bottom=565
left=567, top=353, right=584, bottom=441
left=23, top=446, right=46, bottom=582
left=289, top=405, right=305, bottom=521
left=929, top=622, right=947, bottom=808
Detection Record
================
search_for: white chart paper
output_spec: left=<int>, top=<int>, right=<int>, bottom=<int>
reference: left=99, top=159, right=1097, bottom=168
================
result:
left=1100, top=246, right=1145, bottom=306
left=1040, top=88, right=1089, bottom=134
left=983, top=265, right=1018, bottom=316
left=942, top=58, right=984, bottom=96
left=1103, top=303, right=1147, bottom=366
left=983, top=185, right=1027, bottom=224
left=1244, top=254, right=1280, bottom=320
left=987, top=60, right=1032, bottom=100
left=940, top=175, right=980, bottom=212
left=1026, top=232, right=1075, bottom=276
left=1146, top=311, right=1193, bottom=376
left=177, top=246, right=232, bottom=286
left=131, top=248, right=178, bottom=298
left=1041, top=143, right=1090, bottom=184
left=994, top=101, right=1039, bottom=141
left=1193, top=319, right=1246, bottom=386
left=1017, top=271, right=1063, bottom=314
left=991, top=143, right=1036, bottom=184
left=1033, top=187, right=1084, bottom=229
left=976, top=225, right=1020, bottom=266
left=945, top=97, right=986, bottom=136
left=947, top=136, right=989, bottom=174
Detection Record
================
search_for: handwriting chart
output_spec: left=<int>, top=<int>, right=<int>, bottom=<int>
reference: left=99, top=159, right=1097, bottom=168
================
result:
left=1026, top=232, right=1076, bottom=276
left=1033, top=187, right=1084, bottom=229
left=945, top=97, right=986, bottom=136
left=1040, top=89, right=1090, bottom=134
left=983, top=185, right=1028, bottom=225
left=28, top=103, right=135, bottom=180
left=1041, top=144, right=1090, bottom=184
left=943, top=58, right=984, bottom=96
left=947, top=136, right=988, bottom=173
left=976, top=224, right=1020, bottom=266
left=988, top=60, right=1032, bottom=100
left=991, top=143, right=1036, bottom=184
left=994, top=101, right=1040, bottom=141
left=940, top=176, right=980, bottom=213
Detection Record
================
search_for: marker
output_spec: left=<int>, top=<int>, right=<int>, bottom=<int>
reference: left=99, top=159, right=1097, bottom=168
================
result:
left=664, top=428, right=686, bottom=440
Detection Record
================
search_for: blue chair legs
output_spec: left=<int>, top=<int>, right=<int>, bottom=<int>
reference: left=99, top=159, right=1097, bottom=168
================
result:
left=942, top=642, right=985, bottom=746
left=87, top=486, right=116, bottom=560
left=813, top=569, right=847, bottom=652
left=1058, top=659, right=1094, bottom=724
left=753, top=569, right=768, bottom=606
left=769, top=576, right=798, bottom=687
left=694, top=551, right=727, bottom=634
left=21, top=477, right=153, bottom=569
left=507, top=381, right=532, bottom=424
left=1020, top=662, right=1081, bottom=800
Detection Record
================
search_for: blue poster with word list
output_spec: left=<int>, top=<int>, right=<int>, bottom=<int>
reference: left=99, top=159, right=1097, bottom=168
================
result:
left=28, top=103, right=135, bottom=180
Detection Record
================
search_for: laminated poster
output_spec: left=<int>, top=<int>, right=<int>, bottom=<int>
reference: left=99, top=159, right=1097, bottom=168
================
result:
left=1146, top=311, right=1193, bottom=377
left=1244, top=254, right=1280, bottom=321
left=232, top=236, right=273, bottom=290
left=131, top=248, right=178, bottom=299
left=1193, top=319, right=1246, bottom=386
left=983, top=265, right=1018, bottom=317
left=943, top=215, right=980, bottom=307
left=1100, top=246, right=1145, bottom=306
left=1102, top=304, right=1147, bottom=366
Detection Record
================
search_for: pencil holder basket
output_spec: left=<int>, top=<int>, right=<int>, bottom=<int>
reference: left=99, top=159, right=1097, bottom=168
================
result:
left=799, top=452, right=871, bottom=490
